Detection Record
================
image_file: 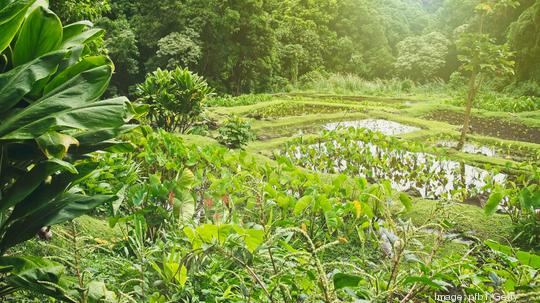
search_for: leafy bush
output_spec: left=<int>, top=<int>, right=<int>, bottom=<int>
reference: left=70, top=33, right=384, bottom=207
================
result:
left=217, top=116, right=255, bottom=149
left=136, top=67, right=213, bottom=133
left=400, top=79, right=414, bottom=92
left=0, top=1, right=135, bottom=300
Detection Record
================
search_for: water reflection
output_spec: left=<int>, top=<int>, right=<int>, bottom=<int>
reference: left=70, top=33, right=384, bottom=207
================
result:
left=286, top=139, right=507, bottom=202
left=324, top=119, right=421, bottom=136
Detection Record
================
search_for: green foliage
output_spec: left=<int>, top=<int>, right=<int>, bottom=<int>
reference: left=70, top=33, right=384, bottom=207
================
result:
left=49, top=0, right=111, bottom=22
left=0, top=1, right=135, bottom=300
left=97, top=17, right=140, bottom=93
left=447, top=90, right=540, bottom=112
left=206, top=94, right=273, bottom=107
left=394, top=32, right=450, bottom=82
left=508, top=1, right=540, bottom=83
left=217, top=116, right=255, bottom=149
left=149, top=29, right=202, bottom=71
left=296, top=73, right=447, bottom=96
left=136, top=67, right=213, bottom=133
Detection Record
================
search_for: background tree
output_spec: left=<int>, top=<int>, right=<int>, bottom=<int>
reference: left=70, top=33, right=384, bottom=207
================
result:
left=508, top=1, right=540, bottom=83
left=394, top=32, right=450, bottom=82
left=98, top=16, right=140, bottom=95
left=456, top=0, right=517, bottom=150
left=49, top=0, right=111, bottom=22
left=149, top=29, right=202, bottom=71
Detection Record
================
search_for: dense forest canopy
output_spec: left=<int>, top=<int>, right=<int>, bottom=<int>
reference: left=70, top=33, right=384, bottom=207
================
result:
left=48, top=0, right=540, bottom=96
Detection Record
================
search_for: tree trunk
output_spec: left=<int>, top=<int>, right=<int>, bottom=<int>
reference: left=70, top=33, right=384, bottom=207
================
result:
left=457, top=71, right=478, bottom=150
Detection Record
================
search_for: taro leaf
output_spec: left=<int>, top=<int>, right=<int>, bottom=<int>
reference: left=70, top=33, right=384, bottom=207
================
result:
left=484, top=191, right=504, bottom=216
left=87, top=280, right=116, bottom=303
left=36, top=131, right=79, bottom=159
left=399, top=192, right=413, bottom=211
left=243, top=229, right=264, bottom=253
left=485, top=240, right=540, bottom=269
left=294, top=195, right=313, bottom=215
left=12, top=5, right=63, bottom=67
left=0, top=256, right=75, bottom=302
left=0, top=0, right=35, bottom=53
left=518, top=187, right=540, bottom=211
left=403, top=276, right=446, bottom=290
left=333, top=273, right=362, bottom=289
left=177, top=169, right=196, bottom=188
left=0, top=50, right=67, bottom=113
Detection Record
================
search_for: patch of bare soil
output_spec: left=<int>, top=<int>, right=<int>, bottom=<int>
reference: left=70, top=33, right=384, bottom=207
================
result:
left=425, top=110, right=540, bottom=144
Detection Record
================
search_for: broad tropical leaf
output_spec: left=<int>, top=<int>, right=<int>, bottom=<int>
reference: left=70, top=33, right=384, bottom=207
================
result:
left=0, top=50, right=67, bottom=113
left=12, top=5, right=63, bottom=67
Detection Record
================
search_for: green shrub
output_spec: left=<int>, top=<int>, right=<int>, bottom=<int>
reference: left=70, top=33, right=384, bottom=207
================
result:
left=217, top=116, right=255, bottom=149
left=400, top=79, right=414, bottom=92
left=136, top=67, right=213, bottom=133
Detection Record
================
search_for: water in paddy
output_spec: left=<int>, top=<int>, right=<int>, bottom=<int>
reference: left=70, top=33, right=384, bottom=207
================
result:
left=324, top=119, right=420, bottom=136
left=286, top=140, right=507, bottom=202
left=436, top=140, right=497, bottom=157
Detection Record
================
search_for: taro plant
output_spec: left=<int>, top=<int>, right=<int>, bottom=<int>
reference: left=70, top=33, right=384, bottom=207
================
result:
left=0, top=1, right=136, bottom=300
left=136, top=67, right=214, bottom=133
left=217, top=116, right=255, bottom=149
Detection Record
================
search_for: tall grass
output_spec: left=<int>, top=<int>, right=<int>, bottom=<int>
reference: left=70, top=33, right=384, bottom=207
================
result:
left=295, top=72, right=448, bottom=97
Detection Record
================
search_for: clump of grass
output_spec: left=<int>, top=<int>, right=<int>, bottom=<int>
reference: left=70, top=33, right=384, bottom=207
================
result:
left=295, top=72, right=449, bottom=97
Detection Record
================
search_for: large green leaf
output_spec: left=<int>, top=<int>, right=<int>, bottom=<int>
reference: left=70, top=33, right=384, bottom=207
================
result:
left=0, top=256, right=74, bottom=302
left=12, top=5, right=63, bottom=67
left=0, top=158, right=76, bottom=213
left=485, top=240, right=540, bottom=269
left=0, top=1, right=34, bottom=53
left=484, top=191, right=504, bottom=216
left=62, top=20, right=93, bottom=42
left=3, top=97, right=132, bottom=140
left=0, top=193, right=113, bottom=252
left=333, top=273, right=361, bottom=289
left=0, top=51, right=67, bottom=114
left=60, top=28, right=104, bottom=50
left=36, top=131, right=79, bottom=159
left=293, top=195, right=313, bottom=215
left=44, top=55, right=111, bottom=95
left=0, top=65, right=114, bottom=139
left=398, top=192, right=413, bottom=211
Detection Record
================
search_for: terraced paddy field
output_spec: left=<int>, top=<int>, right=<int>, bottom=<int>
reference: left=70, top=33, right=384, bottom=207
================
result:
left=209, top=94, right=540, bottom=164
left=207, top=93, right=539, bottom=212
